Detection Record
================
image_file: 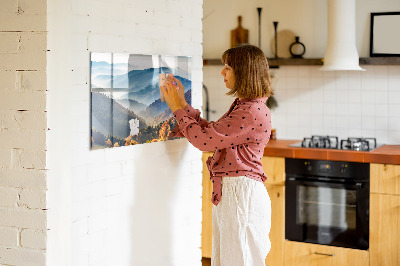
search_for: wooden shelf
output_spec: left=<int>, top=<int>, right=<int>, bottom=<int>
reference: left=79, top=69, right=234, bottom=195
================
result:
left=203, top=58, right=323, bottom=67
left=203, top=57, right=400, bottom=67
left=268, top=58, right=322, bottom=67
left=359, top=57, right=400, bottom=65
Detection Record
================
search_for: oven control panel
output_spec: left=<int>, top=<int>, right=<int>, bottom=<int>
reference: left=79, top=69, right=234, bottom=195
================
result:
left=286, top=158, right=369, bottom=180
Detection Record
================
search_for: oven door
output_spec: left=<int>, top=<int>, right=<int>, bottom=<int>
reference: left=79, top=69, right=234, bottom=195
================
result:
left=285, top=177, right=369, bottom=250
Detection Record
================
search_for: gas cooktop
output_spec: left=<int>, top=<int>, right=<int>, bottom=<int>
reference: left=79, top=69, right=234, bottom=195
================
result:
left=289, top=135, right=382, bottom=151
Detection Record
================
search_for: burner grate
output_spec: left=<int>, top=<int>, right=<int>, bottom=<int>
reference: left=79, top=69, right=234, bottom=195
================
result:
left=340, top=137, right=377, bottom=151
left=301, top=135, right=339, bottom=149
left=296, top=136, right=378, bottom=151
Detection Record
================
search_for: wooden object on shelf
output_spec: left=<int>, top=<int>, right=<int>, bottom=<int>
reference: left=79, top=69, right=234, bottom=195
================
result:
left=370, top=163, right=400, bottom=195
left=370, top=193, right=400, bottom=266
left=231, top=16, right=249, bottom=48
left=284, top=241, right=369, bottom=266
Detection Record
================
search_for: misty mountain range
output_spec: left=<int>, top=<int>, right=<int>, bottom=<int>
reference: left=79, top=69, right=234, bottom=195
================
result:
left=91, top=58, right=192, bottom=147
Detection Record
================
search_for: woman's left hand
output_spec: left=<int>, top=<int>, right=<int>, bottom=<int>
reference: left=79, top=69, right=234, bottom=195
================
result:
left=161, top=75, right=184, bottom=113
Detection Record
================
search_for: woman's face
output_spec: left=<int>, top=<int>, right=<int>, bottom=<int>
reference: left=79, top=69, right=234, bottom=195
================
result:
left=220, top=64, right=235, bottom=89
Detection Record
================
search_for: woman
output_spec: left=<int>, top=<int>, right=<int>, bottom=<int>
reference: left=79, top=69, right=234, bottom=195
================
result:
left=162, top=44, right=273, bottom=266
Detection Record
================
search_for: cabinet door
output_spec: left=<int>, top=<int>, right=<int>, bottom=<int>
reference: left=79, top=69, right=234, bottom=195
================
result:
left=284, top=241, right=369, bottom=266
left=202, top=152, right=213, bottom=258
left=261, top=156, right=285, bottom=185
left=264, top=184, right=284, bottom=266
left=370, top=193, right=400, bottom=266
left=370, top=163, right=400, bottom=195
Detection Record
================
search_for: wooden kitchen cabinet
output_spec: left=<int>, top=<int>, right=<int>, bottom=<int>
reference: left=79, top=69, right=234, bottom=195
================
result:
left=264, top=184, right=285, bottom=266
left=202, top=152, right=213, bottom=258
left=370, top=163, right=400, bottom=195
left=370, top=163, right=400, bottom=266
left=201, top=154, right=286, bottom=266
left=284, top=241, right=369, bottom=266
left=370, top=193, right=400, bottom=266
left=262, top=156, right=285, bottom=266
left=261, top=156, right=285, bottom=186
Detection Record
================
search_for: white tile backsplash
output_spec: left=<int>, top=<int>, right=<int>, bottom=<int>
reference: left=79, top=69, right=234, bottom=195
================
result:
left=389, top=104, right=400, bottom=117
left=374, top=77, right=388, bottom=91
left=388, top=91, right=400, bottom=104
left=204, top=65, right=400, bottom=144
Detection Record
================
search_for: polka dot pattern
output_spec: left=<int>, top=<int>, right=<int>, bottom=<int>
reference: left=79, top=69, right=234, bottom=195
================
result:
left=170, top=97, right=272, bottom=206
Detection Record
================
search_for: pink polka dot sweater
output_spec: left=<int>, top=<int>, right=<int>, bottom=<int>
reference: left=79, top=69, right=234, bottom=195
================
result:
left=170, top=97, right=272, bottom=206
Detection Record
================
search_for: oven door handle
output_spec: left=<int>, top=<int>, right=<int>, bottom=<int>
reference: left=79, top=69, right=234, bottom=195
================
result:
left=287, top=177, right=364, bottom=189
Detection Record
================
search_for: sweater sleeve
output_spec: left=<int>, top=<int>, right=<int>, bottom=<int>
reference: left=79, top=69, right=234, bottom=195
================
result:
left=169, top=104, right=210, bottom=138
left=172, top=106, right=256, bottom=152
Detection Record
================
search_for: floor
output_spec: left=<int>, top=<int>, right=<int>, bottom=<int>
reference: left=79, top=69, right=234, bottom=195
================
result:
left=202, top=257, right=211, bottom=266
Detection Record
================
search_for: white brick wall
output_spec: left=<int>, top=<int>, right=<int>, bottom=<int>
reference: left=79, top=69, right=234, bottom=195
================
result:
left=47, top=1, right=203, bottom=266
left=0, top=0, right=48, bottom=265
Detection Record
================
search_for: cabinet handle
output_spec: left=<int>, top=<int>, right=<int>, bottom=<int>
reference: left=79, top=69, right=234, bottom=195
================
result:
left=314, top=252, right=335, bottom=257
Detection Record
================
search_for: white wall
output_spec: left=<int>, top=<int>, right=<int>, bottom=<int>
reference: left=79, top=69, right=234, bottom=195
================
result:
left=203, top=0, right=400, bottom=58
left=46, top=0, right=203, bottom=266
left=0, top=0, right=48, bottom=265
left=203, top=0, right=400, bottom=145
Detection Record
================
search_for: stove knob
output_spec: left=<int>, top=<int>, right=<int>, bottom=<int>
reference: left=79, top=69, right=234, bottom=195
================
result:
left=340, top=164, right=347, bottom=174
left=305, top=162, right=312, bottom=171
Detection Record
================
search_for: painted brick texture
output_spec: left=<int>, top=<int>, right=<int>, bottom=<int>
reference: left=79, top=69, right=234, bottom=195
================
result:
left=46, top=0, right=203, bottom=266
left=0, top=0, right=48, bottom=265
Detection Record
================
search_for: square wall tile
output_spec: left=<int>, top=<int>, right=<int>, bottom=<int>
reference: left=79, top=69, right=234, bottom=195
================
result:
left=362, top=90, right=375, bottom=104
left=374, top=130, right=389, bottom=144
left=348, top=116, right=362, bottom=129
left=348, top=103, right=362, bottom=116
left=374, top=117, right=389, bottom=130
left=389, top=104, right=400, bottom=117
left=389, top=117, right=400, bottom=131
left=374, top=90, right=388, bottom=104
left=388, top=76, right=400, bottom=91
left=375, top=104, right=388, bottom=117
left=336, top=115, right=348, bottom=129
left=285, top=66, right=298, bottom=77
left=323, top=103, right=336, bottom=115
left=336, top=90, right=349, bottom=103
left=362, top=116, right=375, bottom=130
left=388, top=91, right=400, bottom=104
left=374, top=65, right=388, bottom=77
left=388, top=131, right=400, bottom=144
left=374, top=77, right=388, bottom=91
left=349, top=128, right=362, bottom=137
left=336, top=103, right=349, bottom=116
left=361, top=104, right=375, bottom=117
left=348, top=90, right=362, bottom=103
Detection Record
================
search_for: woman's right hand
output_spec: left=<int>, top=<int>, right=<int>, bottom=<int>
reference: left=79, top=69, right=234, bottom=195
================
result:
left=168, top=75, right=187, bottom=108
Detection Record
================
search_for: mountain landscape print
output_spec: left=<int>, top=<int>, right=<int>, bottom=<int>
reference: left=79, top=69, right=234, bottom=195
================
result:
left=90, top=53, right=192, bottom=149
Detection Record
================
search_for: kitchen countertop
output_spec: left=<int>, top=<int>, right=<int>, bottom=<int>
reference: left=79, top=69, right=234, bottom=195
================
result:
left=263, top=139, right=400, bottom=165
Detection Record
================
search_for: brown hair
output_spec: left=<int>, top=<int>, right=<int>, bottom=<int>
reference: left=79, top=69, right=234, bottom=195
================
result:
left=221, top=44, right=273, bottom=99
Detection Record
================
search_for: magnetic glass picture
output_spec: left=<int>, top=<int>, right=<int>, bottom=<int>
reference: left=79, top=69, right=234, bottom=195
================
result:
left=90, top=53, right=192, bottom=149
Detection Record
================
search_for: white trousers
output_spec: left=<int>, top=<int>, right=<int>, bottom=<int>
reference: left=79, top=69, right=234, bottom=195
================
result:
left=212, top=176, right=271, bottom=266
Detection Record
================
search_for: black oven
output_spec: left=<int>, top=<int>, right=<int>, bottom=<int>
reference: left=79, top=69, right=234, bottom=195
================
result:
left=285, top=158, right=369, bottom=250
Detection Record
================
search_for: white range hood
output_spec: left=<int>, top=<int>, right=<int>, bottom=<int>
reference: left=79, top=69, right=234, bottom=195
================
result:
left=320, top=0, right=365, bottom=71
